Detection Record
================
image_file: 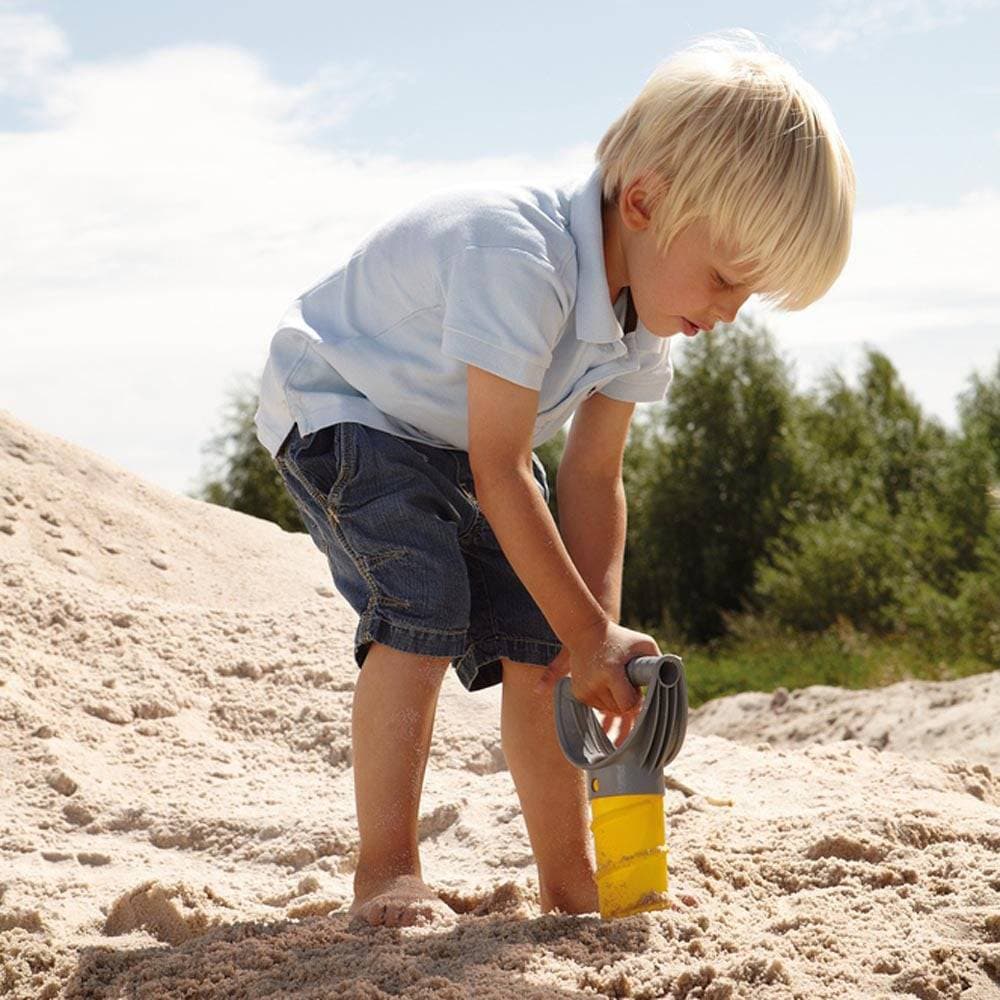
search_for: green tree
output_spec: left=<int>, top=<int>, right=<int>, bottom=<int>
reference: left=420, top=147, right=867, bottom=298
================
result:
left=958, top=355, right=1000, bottom=481
left=623, top=315, right=801, bottom=642
left=754, top=349, right=999, bottom=638
left=754, top=498, right=907, bottom=632
left=191, top=376, right=305, bottom=533
left=786, top=348, right=945, bottom=523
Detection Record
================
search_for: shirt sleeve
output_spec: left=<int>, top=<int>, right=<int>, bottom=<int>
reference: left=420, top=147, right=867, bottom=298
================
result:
left=440, top=246, right=570, bottom=391
left=599, top=336, right=674, bottom=403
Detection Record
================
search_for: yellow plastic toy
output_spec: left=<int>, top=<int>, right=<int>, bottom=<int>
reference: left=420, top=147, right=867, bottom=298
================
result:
left=554, top=655, right=688, bottom=919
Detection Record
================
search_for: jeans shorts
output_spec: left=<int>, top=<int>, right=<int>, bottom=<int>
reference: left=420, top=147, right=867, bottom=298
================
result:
left=273, top=421, right=563, bottom=691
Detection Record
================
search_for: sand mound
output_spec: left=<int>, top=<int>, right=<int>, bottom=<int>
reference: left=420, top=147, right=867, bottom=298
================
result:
left=689, top=673, right=1000, bottom=770
left=1, top=409, right=998, bottom=999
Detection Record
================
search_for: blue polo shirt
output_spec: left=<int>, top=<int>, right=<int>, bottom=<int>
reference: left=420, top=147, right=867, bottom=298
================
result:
left=254, top=164, right=673, bottom=459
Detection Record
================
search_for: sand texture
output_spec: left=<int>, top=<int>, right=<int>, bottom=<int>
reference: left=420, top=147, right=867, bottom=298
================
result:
left=1, top=409, right=998, bottom=999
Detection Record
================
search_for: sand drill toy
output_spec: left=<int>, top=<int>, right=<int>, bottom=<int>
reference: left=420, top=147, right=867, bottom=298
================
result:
left=554, top=654, right=688, bottom=919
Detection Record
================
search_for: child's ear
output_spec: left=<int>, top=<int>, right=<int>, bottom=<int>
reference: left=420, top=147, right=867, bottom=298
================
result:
left=621, top=174, right=670, bottom=228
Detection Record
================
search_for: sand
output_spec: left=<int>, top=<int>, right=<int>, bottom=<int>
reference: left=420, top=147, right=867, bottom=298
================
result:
left=0, top=407, right=998, bottom=999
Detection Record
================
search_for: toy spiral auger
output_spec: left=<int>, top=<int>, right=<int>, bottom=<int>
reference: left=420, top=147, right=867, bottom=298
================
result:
left=553, top=654, right=688, bottom=919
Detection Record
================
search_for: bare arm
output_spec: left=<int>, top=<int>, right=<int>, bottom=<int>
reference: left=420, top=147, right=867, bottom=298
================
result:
left=468, top=367, right=658, bottom=720
left=555, top=475, right=626, bottom=624
left=555, top=390, right=636, bottom=625
left=467, top=366, right=607, bottom=643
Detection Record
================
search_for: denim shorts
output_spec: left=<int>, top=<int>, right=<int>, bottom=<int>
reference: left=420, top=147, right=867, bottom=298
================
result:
left=273, top=421, right=563, bottom=691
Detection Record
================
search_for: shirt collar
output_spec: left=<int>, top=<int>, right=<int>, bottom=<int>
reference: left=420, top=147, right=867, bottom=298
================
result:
left=568, top=164, right=638, bottom=345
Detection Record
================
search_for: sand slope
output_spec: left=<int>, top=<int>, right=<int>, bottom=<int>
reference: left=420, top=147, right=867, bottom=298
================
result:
left=689, top=673, right=1000, bottom=771
left=1, top=409, right=998, bottom=999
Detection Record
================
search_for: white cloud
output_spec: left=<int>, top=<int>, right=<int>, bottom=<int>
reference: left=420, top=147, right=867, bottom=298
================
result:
left=2, top=8, right=997, bottom=495
left=1, top=12, right=593, bottom=494
left=788, top=0, right=999, bottom=53
left=767, top=186, right=1000, bottom=340
left=754, top=187, right=1000, bottom=429
left=0, top=1, right=69, bottom=99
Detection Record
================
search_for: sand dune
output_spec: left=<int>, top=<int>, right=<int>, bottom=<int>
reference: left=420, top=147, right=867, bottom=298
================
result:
left=689, top=672, right=1000, bottom=771
left=1, top=409, right=998, bottom=999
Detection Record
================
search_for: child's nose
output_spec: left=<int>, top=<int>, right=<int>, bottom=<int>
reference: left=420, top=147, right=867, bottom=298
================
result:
left=714, top=291, right=750, bottom=325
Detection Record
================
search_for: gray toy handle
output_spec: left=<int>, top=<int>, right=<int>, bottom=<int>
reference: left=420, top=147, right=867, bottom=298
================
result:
left=625, top=654, right=682, bottom=689
left=553, top=653, right=688, bottom=796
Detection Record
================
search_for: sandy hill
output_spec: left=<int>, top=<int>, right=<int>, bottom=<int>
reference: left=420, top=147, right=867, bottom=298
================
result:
left=1, top=409, right=997, bottom=999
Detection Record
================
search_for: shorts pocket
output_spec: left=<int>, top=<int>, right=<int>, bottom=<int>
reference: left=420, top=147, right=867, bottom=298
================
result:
left=285, top=422, right=359, bottom=516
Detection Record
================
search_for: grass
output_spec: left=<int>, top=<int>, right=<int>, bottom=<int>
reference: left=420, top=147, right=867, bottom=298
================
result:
left=644, top=620, right=996, bottom=711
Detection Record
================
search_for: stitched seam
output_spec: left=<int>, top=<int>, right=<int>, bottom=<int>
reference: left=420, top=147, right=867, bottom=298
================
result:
left=335, top=517, right=414, bottom=614
left=441, top=325, right=552, bottom=369
left=475, top=632, right=562, bottom=646
left=479, top=634, right=562, bottom=647
left=288, top=454, right=339, bottom=522
left=453, top=455, right=487, bottom=545
left=274, top=452, right=337, bottom=560
left=459, top=509, right=485, bottom=545
left=333, top=423, right=360, bottom=496
left=279, top=446, right=412, bottom=614
left=439, top=244, right=562, bottom=275
left=275, top=452, right=332, bottom=522
left=283, top=424, right=355, bottom=515
left=364, top=614, right=468, bottom=639
left=369, top=304, right=441, bottom=341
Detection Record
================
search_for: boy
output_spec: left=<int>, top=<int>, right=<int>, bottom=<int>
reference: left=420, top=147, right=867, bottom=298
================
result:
left=254, top=29, right=855, bottom=928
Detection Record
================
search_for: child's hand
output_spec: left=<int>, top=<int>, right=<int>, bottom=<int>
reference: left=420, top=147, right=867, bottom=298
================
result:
left=533, top=645, right=573, bottom=698
left=599, top=702, right=641, bottom=748
left=534, top=618, right=659, bottom=746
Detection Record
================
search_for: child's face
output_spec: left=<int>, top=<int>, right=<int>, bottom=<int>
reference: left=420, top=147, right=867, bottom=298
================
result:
left=604, top=177, right=758, bottom=339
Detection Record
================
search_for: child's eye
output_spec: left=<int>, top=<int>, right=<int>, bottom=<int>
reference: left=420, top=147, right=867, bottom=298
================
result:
left=713, top=271, right=734, bottom=291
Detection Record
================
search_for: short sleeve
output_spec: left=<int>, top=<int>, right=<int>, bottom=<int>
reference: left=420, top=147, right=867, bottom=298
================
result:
left=599, top=336, right=674, bottom=403
left=440, top=246, right=570, bottom=391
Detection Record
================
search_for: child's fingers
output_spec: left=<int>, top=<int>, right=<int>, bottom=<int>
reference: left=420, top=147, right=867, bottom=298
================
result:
left=616, top=715, right=636, bottom=746
left=608, top=678, right=641, bottom=717
left=532, top=650, right=571, bottom=695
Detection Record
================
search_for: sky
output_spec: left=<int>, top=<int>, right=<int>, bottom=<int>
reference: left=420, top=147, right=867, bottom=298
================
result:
left=2, top=0, right=999, bottom=496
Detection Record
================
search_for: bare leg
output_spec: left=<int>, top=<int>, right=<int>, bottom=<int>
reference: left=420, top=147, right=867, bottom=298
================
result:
left=500, top=659, right=600, bottom=915
left=347, top=641, right=456, bottom=927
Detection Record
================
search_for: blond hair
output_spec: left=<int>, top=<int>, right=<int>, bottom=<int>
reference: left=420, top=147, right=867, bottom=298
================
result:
left=595, top=29, right=855, bottom=311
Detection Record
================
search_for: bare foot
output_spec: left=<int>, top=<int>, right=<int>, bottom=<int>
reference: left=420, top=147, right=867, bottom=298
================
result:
left=348, top=874, right=455, bottom=928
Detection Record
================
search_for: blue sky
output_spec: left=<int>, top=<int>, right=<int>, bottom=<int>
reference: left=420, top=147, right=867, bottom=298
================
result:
left=2, top=0, right=999, bottom=494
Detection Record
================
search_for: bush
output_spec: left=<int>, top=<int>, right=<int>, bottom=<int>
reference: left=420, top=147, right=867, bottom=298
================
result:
left=958, top=355, right=1000, bottom=480
left=953, top=512, right=1000, bottom=664
left=754, top=499, right=906, bottom=632
left=191, top=377, right=305, bottom=533
left=624, top=316, right=801, bottom=642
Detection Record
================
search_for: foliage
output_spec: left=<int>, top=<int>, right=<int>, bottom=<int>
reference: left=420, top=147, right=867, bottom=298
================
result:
left=748, top=347, right=999, bottom=665
left=958, top=355, right=1000, bottom=479
left=754, top=499, right=906, bottom=632
left=190, top=375, right=305, bottom=533
left=195, top=335, right=1000, bottom=677
left=621, top=315, right=801, bottom=641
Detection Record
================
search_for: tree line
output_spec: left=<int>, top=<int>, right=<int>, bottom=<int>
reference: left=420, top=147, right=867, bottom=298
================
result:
left=195, top=317, right=1000, bottom=667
